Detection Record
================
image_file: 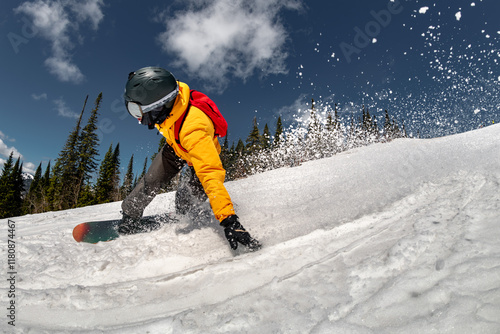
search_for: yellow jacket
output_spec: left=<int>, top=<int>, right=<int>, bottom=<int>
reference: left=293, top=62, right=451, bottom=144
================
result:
left=155, top=82, right=235, bottom=222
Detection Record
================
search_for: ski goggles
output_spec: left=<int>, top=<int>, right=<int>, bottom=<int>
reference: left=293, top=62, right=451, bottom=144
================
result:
left=126, top=86, right=179, bottom=120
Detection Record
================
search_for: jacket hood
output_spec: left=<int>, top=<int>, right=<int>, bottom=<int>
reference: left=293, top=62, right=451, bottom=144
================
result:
left=155, top=81, right=190, bottom=131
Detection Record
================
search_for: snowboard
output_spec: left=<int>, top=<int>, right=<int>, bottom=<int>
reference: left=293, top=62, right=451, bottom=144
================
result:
left=72, top=214, right=174, bottom=244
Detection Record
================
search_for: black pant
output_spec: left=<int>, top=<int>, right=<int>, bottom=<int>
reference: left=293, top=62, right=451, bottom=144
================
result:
left=121, top=144, right=206, bottom=218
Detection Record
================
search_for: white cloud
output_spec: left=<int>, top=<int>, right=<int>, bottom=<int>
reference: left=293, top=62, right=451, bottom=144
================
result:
left=72, top=0, right=105, bottom=30
left=45, top=57, right=85, bottom=83
left=54, top=97, right=80, bottom=118
left=157, top=0, right=303, bottom=92
left=14, top=0, right=105, bottom=84
left=0, top=131, right=15, bottom=143
left=32, top=93, right=48, bottom=100
left=0, top=139, right=38, bottom=175
left=23, top=161, right=37, bottom=175
left=0, top=139, right=23, bottom=160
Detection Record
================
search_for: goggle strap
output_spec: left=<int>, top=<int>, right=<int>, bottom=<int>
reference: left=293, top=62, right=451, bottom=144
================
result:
left=140, top=86, right=179, bottom=113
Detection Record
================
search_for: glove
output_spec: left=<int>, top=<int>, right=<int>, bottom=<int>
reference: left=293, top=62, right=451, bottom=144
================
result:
left=220, top=215, right=261, bottom=251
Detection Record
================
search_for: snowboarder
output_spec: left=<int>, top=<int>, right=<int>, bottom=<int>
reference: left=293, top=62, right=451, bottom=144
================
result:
left=120, top=66, right=261, bottom=250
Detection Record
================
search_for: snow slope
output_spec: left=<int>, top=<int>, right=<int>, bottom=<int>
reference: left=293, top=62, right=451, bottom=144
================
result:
left=1, top=124, right=499, bottom=333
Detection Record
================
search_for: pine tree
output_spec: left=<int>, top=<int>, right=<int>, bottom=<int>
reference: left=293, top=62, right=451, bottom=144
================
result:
left=151, top=136, right=166, bottom=162
left=220, top=136, right=230, bottom=170
left=365, top=108, right=378, bottom=141
left=48, top=97, right=87, bottom=210
left=305, top=101, right=323, bottom=160
left=401, top=122, right=407, bottom=138
left=76, top=94, right=100, bottom=205
left=24, top=162, right=42, bottom=214
left=326, top=111, right=334, bottom=132
left=262, top=124, right=271, bottom=150
left=392, top=120, right=400, bottom=137
left=0, top=156, right=24, bottom=218
left=232, top=139, right=247, bottom=179
left=307, top=107, right=321, bottom=135
left=371, top=115, right=379, bottom=138
left=347, top=114, right=359, bottom=149
left=334, top=103, right=340, bottom=131
left=274, top=116, right=283, bottom=147
left=0, top=152, right=15, bottom=218
left=224, top=141, right=237, bottom=181
left=41, top=161, right=51, bottom=189
left=324, top=103, right=343, bottom=156
left=30, top=163, right=43, bottom=195
left=0, top=152, right=14, bottom=180
left=40, top=161, right=51, bottom=212
left=139, top=157, right=148, bottom=181
left=77, top=184, right=95, bottom=207
left=111, top=143, right=121, bottom=202
left=361, top=106, right=368, bottom=131
left=222, top=136, right=229, bottom=157
left=121, top=154, right=135, bottom=199
left=235, top=139, right=245, bottom=156
left=94, top=143, right=121, bottom=204
left=94, top=144, right=114, bottom=204
left=11, top=159, right=24, bottom=217
left=132, top=175, right=139, bottom=190
left=246, top=117, right=261, bottom=153
left=131, top=157, right=149, bottom=192
left=383, top=109, right=394, bottom=140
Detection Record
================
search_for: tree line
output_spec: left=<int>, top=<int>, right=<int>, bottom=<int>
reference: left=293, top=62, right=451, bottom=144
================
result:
left=0, top=95, right=406, bottom=219
left=0, top=93, right=140, bottom=218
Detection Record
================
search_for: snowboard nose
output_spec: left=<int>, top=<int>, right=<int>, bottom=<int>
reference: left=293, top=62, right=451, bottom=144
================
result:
left=72, top=223, right=91, bottom=242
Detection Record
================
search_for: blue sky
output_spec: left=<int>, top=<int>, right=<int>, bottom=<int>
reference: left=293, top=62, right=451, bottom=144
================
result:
left=1, top=0, right=499, bottom=177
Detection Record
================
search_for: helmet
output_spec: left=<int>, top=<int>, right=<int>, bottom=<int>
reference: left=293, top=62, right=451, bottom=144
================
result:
left=124, top=66, right=178, bottom=128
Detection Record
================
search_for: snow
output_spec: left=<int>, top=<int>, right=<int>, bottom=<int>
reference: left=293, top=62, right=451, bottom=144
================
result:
left=2, top=124, right=500, bottom=333
left=419, top=7, right=430, bottom=14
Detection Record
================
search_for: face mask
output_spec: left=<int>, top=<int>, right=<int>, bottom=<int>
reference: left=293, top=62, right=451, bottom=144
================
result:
left=140, top=104, right=173, bottom=129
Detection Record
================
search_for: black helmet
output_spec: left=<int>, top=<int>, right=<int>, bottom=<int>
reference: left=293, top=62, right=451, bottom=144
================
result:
left=124, top=66, right=178, bottom=129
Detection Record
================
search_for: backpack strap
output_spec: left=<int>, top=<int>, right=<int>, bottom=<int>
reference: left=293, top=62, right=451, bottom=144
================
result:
left=174, top=104, right=190, bottom=153
left=174, top=90, right=227, bottom=153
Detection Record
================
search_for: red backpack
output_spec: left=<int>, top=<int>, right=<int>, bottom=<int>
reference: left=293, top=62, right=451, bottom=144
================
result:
left=174, top=90, right=228, bottom=152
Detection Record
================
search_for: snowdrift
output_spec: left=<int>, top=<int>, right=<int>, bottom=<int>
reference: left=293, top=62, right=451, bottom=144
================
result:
left=1, top=124, right=499, bottom=333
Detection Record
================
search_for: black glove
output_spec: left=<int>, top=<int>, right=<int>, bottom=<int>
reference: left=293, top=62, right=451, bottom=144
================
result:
left=220, top=215, right=261, bottom=251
